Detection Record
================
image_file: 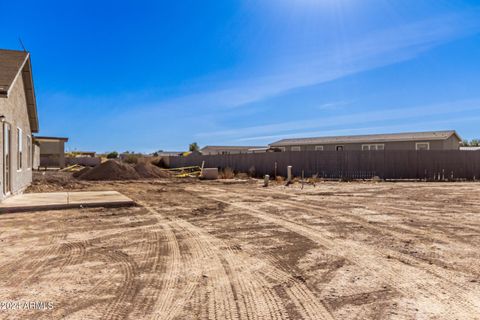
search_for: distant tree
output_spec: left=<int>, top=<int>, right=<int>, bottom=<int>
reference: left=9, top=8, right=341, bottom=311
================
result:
left=124, top=154, right=139, bottom=164
left=107, top=151, right=118, bottom=159
left=462, top=139, right=480, bottom=147
left=189, top=142, right=200, bottom=152
left=152, top=150, right=163, bottom=157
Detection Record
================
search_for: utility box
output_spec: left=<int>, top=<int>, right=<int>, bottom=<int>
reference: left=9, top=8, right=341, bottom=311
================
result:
left=201, top=168, right=219, bottom=180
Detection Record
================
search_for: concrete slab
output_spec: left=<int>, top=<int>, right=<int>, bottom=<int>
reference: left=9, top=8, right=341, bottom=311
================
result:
left=0, top=191, right=136, bottom=213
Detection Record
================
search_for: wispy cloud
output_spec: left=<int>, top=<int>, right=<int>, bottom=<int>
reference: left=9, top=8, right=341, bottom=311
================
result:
left=196, top=99, right=480, bottom=142
left=234, top=115, right=480, bottom=144
left=317, top=100, right=353, bottom=110
left=40, top=8, right=480, bottom=151
left=130, top=10, right=480, bottom=113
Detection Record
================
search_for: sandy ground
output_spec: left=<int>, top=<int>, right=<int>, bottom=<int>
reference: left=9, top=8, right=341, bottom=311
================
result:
left=1, top=173, right=480, bottom=319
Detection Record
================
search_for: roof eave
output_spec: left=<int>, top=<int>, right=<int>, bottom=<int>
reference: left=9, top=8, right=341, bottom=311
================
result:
left=22, top=55, right=39, bottom=133
left=2, top=52, right=39, bottom=133
left=270, top=136, right=457, bottom=146
left=450, top=130, right=462, bottom=142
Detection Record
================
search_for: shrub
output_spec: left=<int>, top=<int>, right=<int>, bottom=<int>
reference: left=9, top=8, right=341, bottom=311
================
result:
left=220, top=167, right=235, bottom=179
left=248, top=166, right=256, bottom=177
left=107, top=151, right=119, bottom=159
left=189, top=142, right=200, bottom=152
left=235, top=172, right=249, bottom=179
left=123, top=154, right=139, bottom=164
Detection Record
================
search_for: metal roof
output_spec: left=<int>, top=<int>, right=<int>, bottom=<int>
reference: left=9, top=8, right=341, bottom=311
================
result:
left=201, top=146, right=266, bottom=151
left=34, top=136, right=69, bottom=142
left=270, top=130, right=460, bottom=146
left=0, top=49, right=28, bottom=94
left=460, top=147, right=480, bottom=151
left=0, top=49, right=39, bottom=133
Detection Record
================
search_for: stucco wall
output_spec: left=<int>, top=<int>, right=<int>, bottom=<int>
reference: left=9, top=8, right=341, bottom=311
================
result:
left=201, top=148, right=252, bottom=155
left=33, top=144, right=40, bottom=170
left=279, top=138, right=460, bottom=152
left=0, top=74, right=33, bottom=201
left=442, top=135, right=461, bottom=150
left=38, top=140, right=66, bottom=168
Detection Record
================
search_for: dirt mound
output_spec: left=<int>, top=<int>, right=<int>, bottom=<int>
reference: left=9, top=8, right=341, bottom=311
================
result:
left=79, top=160, right=140, bottom=181
left=28, top=171, right=88, bottom=193
left=73, top=166, right=92, bottom=178
left=134, top=162, right=172, bottom=179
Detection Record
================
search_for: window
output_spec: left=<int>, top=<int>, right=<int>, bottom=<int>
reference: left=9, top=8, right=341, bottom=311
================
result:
left=17, top=128, right=22, bottom=170
left=362, top=144, right=385, bottom=151
left=315, top=146, right=324, bottom=151
left=416, top=142, right=430, bottom=150
left=27, top=135, right=31, bottom=169
left=291, top=146, right=301, bottom=152
left=336, top=145, right=344, bottom=151
left=278, top=147, right=286, bottom=152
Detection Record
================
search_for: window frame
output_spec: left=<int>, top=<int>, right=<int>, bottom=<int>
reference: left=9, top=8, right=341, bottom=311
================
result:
left=17, top=128, right=22, bottom=171
left=415, top=142, right=430, bottom=151
left=336, top=145, right=344, bottom=151
left=27, top=135, right=32, bottom=169
left=315, top=146, right=324, bottom=151
left=291, top=146, right=301, bottom=152
left=362, top=144, right=385, bottom=151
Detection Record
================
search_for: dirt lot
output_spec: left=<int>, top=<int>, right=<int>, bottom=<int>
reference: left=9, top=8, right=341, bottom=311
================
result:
left=1, top=173, right=480, bottom=319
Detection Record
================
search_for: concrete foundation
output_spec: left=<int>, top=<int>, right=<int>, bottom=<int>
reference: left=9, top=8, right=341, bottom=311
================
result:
left=0, top=191, right=135, bottom=213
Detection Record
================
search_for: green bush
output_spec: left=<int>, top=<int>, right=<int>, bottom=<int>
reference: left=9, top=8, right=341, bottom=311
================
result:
left=107, top=151, right=118, bottom=159
left=123, top=154, right=138, bottom=164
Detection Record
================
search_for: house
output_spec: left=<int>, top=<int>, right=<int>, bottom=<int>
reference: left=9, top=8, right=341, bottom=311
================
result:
left=460, top=147, right=480, bottom=151
left=200, top=146, right=267, bottom=155
left=0, top=49, right=39, bottom=201
left=269, top=130, right=462, bottom=152
left=153, top=151, right=184, bottom=157
left=70, top=151, right=96, bottom=158
left=34, top=136, right=69, bottom=169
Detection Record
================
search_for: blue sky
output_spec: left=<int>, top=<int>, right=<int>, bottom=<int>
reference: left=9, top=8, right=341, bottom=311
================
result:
left=1, top=0, right=480, bottom=152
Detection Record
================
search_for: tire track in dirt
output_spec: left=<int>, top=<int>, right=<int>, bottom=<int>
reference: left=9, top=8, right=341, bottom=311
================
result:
left=183, top=189, right=392, bottom=319
left=143, top=202, right=334, bottom=320
left=125, top=226, right=167, bottom=319
left=189, top=187, right=480, bottom=319
left=214, top=186, right=480, bottom=280
left=239, top=184, right=480, bottom=234
left=99, top=248, right=140, bottom=320
left=176, top=222, right=320, bottom=320
left=176, top=216, right=333, bottom=320
left=42, top=248, right=132, bottom=320
left=43, top=226, right=160, bottom=319
left=366, top=202, right=480, bottom=236
left=268, top=198, right=480, bottom=277
left=174, top=219, right=283, bottom=320
left=141, top=204, right=240, bottom=320
left=0, top=221, right=67, bottom=287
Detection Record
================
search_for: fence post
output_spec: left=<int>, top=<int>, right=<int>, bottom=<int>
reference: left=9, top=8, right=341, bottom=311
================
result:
left=264, top=175, right=270, bottom=187
left=301, top=170, right=304, bottom=190
left=287, top=166, right=293, bottom=182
